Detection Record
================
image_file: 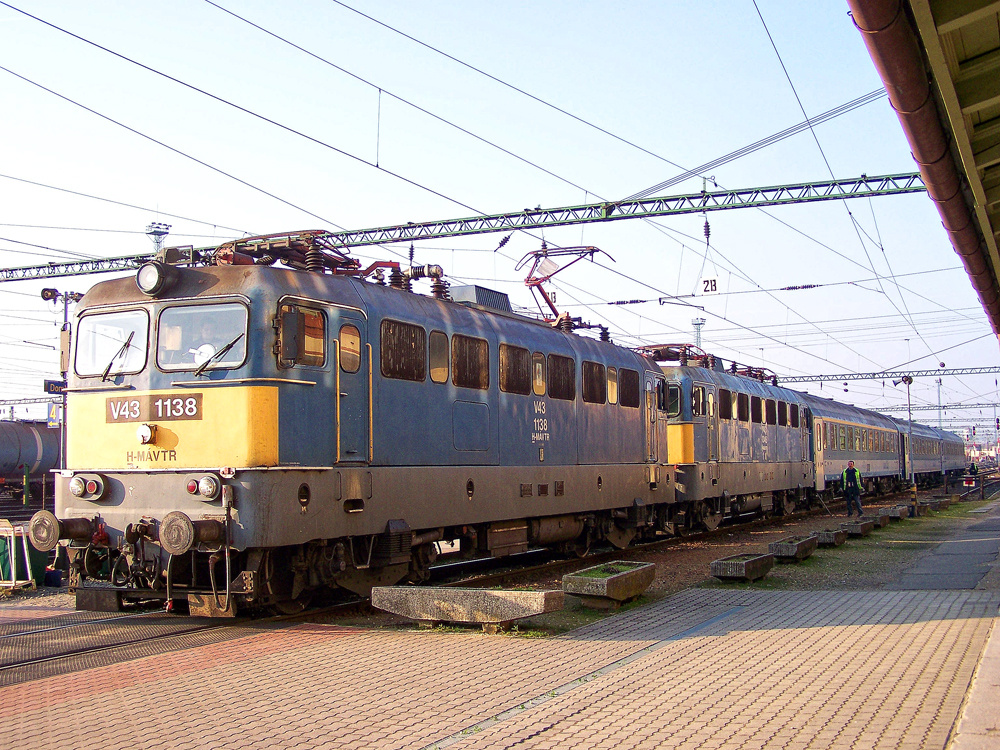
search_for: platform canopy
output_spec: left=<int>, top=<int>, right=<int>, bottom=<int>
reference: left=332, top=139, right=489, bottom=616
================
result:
left=849, top=0, right=1000, bottom=343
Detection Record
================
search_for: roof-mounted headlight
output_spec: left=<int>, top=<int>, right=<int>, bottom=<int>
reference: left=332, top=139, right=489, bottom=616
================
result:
left=136, top=261, right=179, bottom=297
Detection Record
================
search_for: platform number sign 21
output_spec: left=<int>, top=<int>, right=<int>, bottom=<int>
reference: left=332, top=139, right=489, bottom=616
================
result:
left=700, top=276, right=720, bottom=295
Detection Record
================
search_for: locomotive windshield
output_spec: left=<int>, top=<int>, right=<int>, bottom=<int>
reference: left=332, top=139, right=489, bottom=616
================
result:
left=156, top=302, right=248, bottom=372
left=75, top=309, right=149, bottom=378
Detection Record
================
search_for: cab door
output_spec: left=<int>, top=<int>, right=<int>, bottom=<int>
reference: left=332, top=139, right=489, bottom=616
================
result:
left=645, top=375, right=658, bottom=462
left=334, top=312, right=369, bottom=463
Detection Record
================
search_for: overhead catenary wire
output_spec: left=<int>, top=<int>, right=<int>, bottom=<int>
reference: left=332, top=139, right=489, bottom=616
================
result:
left=752, top=0, right=940, bottom=368
left=0, top=3, right=886, bottom=378
left=1, top=2, right=982, bottom=390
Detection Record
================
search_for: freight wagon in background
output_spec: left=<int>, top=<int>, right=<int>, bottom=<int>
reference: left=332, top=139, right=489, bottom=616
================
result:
left=0, top=420, right=59, bottom=501
left=0, top=420, right=60, bottom=527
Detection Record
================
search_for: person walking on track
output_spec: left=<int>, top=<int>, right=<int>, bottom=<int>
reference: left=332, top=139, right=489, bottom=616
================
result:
left=842, top=460, right=863, bottom=517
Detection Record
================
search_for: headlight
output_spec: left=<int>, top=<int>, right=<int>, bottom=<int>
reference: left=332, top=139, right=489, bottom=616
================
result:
left=136, top=261, right=179, bottom=296
left=198, top=475, right=220, bottom=499
left=67, top=474, right=105, bottom=500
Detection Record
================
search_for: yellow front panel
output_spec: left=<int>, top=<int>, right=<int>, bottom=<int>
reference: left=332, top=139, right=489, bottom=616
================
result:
left=667, top=423, right=694, bottom=465
left=67, top=387, right=279, bottom=469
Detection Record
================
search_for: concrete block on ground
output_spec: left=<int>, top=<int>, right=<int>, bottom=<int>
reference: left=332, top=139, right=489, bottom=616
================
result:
left=841, top=519, right=876, bottom=537
left=859, top=514, right=890, bottom=528
left=562, top=561, right=655, bottom=609
left=371, top=587, right=563, bottom=633
left=810, top=528, right=847, bottom=547
left=710, top=553, right=773, bottom=582
left=768, top=535, right=818, bottom=562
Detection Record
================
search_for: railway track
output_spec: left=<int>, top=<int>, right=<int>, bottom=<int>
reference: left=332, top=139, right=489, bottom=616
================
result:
left=4, top=479, right=988, bottom=685
left=0, top=600, right=363, bottom=687
left=427, top=481, right=992, bottom=590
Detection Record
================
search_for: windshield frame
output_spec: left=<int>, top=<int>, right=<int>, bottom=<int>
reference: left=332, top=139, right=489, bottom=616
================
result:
left=155, top=300, right=250, bottom=373
left=74, top=308, right=150, bottom=378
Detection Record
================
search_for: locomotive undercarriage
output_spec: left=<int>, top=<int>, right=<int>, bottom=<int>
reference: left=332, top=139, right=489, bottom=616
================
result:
left=56, top=500, right=725, bottom=615
left=49, top=472, right=819, bottom=616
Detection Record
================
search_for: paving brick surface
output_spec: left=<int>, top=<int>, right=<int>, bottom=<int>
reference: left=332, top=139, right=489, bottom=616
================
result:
left=1, top=588, right=996, bottom=750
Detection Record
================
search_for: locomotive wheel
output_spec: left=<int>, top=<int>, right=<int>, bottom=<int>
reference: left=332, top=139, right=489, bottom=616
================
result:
left=261, top=548, right=312, bottom=615
left=271, top=592, right=313, bottom=616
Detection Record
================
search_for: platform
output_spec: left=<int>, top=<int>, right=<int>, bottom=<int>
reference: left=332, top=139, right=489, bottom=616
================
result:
left=0, top=501, right=997, bottom=749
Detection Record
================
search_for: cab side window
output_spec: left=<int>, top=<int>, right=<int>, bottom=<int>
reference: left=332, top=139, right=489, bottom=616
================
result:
left=278, top=304, right=326, bottom=368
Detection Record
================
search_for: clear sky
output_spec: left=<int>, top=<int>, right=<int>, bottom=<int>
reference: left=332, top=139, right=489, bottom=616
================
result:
left=1, top=1, right=997, bottom=436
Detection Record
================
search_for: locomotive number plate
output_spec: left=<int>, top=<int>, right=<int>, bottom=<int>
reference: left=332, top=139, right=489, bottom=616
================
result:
left=106, top=394, right=203, bottom=423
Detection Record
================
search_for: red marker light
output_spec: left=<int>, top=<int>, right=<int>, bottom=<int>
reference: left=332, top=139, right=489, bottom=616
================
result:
left=85, top=480, right=98, bottom=494
left=186, top=480, right=199, bottom=494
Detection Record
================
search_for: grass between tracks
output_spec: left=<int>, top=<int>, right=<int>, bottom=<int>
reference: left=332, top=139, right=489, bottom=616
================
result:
left=703, top=496, right=996, bottom=592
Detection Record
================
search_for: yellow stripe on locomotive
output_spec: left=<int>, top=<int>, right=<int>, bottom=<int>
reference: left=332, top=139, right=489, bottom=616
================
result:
left=667, top=423, right=695, bottom=464
left=67, top=386, right=279, bottom=469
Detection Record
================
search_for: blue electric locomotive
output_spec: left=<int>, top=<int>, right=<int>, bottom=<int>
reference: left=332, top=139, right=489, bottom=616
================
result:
left=27, top=235, right=965, bottom=615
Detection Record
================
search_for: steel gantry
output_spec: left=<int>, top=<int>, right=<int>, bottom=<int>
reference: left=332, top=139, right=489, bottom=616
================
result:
left=0, top=173, right=925, bottom=282
left=875, top=402, right=1000, bottom=413
left=780, top=366, right=1000, bottom=383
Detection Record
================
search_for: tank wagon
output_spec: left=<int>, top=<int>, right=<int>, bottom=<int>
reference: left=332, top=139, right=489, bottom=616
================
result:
left=0, top=420, right=59, bottom=501
left=27, top=234, right=965, bottom=615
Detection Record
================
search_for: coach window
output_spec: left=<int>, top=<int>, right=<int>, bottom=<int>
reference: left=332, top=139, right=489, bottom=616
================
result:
left=822, top=424, right=828, bottom=450
left=548, top=354, right=576, bottom=400
left=718, top=388, right=732, bottom=419
left=380, top=319, right=426, bottom=382
left=429, top=331, right=449, bottom=384
left=839, top=425, right=846, bottom=450
left=619, top=368, right=640, bottom=408
left=452, top=334, right=489, bottom=390
left=500, top=343, right=531, bottom=395
left=750, top=396, right=762, bottom=423
left=607, top=367, right=618, bottom=405
left=339, top=325, right=361, bottom=373
left=582, top=361, right=607, bottom=404
left=531, top=352, right=546, bottom=396
left=855, top=429, right=861, bottom=451
left=765, top=399, right=777, bottom=425
left=737, top=393, right=750, bottom=422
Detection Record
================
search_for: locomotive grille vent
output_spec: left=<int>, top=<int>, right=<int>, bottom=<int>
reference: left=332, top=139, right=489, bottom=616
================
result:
left=450, top=285, right=513, bottom=313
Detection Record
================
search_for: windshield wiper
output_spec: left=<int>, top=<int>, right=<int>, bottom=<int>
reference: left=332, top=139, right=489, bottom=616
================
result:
left=194, top=333, right=244, bottom=377
left=101, top=331, right=135, bottom=382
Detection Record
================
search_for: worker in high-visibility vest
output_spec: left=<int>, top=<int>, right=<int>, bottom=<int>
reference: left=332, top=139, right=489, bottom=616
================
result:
left=842, top=460, right=863, bottom=517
